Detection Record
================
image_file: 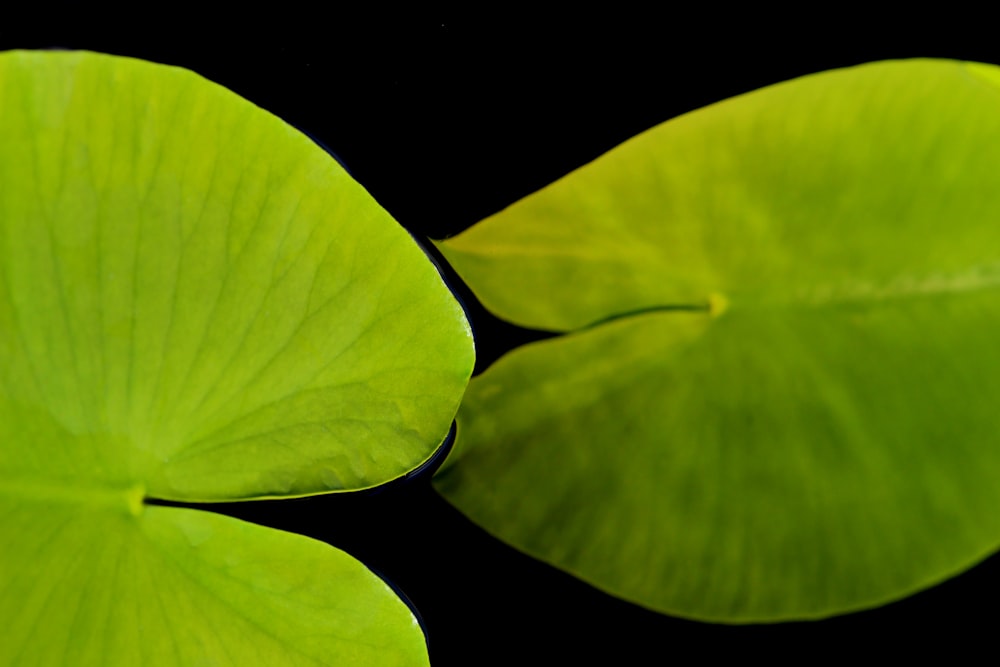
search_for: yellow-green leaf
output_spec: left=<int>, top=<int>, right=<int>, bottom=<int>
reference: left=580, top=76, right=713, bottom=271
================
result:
left=436, top=59, right=1000, bottom=621
left=0, top=50, right=473, bottom=664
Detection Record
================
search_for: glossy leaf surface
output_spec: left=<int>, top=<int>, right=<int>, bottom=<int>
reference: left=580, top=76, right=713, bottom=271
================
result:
left=436, top=59, right=1000, bottom=620
left=0, top=50, right=473, bottom=664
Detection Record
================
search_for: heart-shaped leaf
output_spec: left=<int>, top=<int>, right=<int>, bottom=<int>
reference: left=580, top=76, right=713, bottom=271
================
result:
left=435, top=58, right=1000, bottom=621
left=0, top=50, right=473, bottom=664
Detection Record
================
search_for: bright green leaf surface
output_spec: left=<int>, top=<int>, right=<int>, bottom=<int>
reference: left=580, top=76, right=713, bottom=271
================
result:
left=0, top=50, right=472, bottom=664
left=2, top=497, right=424, bottom=666
left=436, top=59, right=1000, bottom=620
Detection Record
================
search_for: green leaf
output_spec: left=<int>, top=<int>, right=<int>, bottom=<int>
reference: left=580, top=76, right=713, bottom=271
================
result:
left=0, top=50, right=473, bottom=664
left=435, top=58, right=1000, bottom=621
left=4, top=497, right=426, bottom=665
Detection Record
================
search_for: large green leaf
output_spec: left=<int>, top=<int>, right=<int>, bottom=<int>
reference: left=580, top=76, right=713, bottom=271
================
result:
left=435, top=58, right=1000, bottom=621
left=0, top=50, right=473, bottom=664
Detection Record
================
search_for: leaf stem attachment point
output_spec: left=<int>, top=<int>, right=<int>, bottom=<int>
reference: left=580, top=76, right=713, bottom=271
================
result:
left=708, top=292, right=729, bottom=318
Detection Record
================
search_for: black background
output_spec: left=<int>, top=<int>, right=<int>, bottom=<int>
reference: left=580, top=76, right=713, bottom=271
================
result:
left=6, top=17, right=1000, bottom=664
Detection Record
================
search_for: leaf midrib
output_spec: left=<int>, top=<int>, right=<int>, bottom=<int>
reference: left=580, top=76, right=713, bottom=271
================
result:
left=584, top=259, right=1000, bottom=331
left=0, top=477, right=144, bottom=514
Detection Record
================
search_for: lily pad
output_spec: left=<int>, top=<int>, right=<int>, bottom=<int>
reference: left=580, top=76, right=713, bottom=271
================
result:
left=435, top=58, right=1000, bottom=621
left=0, top=50, right=473, bottom=664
